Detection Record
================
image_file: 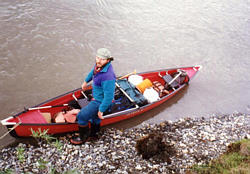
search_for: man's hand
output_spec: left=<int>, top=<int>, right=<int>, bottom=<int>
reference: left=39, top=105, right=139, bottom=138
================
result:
left=98, top=111, right=104, bottom=119
left=81, top=81, right=87, bottom=91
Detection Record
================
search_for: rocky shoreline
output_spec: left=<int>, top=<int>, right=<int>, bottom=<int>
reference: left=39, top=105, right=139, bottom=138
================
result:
left=0, top=113, right=249, bottom=173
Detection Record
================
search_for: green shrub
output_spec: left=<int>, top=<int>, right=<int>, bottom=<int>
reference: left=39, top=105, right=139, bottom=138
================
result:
left=189, top=139, right=250, bottom=174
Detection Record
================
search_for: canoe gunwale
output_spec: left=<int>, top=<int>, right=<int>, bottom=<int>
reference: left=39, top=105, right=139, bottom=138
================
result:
left=3, top=67, right=192, bottom=124
left=11, top=65, right=201, bottom=119
left=1, top=116, right=15, bottom=125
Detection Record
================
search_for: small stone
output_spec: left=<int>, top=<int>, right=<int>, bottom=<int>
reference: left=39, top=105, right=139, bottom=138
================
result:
left=182, top=149, right=188, bottom=154
left=135, top=164, right=142, bottom=170
left=153, top=164, right=159, bottom=169
left=179, top=143, right=186, bottom=147
left=109, top=165, right=116, bottom=170
left=160, top=122, right=166, bottom=127
left=209, top=136, right=216, bottom=141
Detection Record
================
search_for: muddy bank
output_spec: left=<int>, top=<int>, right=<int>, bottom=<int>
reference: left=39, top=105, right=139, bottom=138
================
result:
left=0, top=113, right=249, bottom=173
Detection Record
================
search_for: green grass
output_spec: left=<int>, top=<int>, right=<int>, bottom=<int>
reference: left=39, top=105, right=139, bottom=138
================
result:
left=189, top=139, right=250, bottom=174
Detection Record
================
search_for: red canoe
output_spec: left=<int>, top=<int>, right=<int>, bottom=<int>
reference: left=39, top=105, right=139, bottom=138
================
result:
left=1, top=65, right=202, bottom=137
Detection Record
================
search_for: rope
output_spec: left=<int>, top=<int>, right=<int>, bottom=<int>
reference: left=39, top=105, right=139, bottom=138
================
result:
left=0, top=118, right=21, bottom=140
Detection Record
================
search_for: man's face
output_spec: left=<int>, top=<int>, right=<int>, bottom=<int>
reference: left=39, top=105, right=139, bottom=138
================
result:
left=96, top=57, right=109, bottom=68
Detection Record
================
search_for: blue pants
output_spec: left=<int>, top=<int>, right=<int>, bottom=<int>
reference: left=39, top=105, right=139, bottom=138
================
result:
left=77, top=100, right=101, bottom=126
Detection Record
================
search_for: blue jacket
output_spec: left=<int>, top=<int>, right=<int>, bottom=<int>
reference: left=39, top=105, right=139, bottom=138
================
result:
left=85, top=62, right=116, bottom=112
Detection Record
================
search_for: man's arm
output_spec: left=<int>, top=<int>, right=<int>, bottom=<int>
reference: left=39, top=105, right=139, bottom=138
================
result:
left=81, top=69, right=94, bottom=90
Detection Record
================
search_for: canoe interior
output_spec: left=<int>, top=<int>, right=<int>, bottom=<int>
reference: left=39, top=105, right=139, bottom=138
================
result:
left=4, top=66, right=201, bottom=137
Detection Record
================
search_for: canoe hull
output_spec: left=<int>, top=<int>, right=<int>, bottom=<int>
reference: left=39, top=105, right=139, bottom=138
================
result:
left=2, top=65, right=201, bottom=137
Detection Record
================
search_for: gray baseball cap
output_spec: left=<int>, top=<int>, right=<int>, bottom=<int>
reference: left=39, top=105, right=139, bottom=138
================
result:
left=96, top=48, right=113, bottom=60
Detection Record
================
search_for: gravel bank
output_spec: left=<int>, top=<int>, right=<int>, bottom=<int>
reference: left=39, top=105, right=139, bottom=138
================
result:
left=0, top=113, right=249, bottom=173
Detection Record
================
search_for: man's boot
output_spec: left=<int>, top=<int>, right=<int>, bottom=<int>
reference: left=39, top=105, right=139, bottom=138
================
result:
left=70, top=125, right=89, bottom=145
left=88, top=123, right=101, bottom=141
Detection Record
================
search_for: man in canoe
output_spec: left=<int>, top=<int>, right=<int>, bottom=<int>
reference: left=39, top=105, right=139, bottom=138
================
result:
left=70, top=48, right=116, bottom=145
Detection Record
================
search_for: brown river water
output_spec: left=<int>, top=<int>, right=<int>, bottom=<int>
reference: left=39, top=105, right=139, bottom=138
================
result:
left=0, top=0, right=249, bottom=147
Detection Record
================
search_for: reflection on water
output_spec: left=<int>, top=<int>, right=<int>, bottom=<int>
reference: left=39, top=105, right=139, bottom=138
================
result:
left=0, top=0, right=250, bottom=146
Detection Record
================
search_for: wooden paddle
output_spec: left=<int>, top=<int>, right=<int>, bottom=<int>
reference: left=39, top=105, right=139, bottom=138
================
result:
left=118, top=70, right=136, bottom=79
